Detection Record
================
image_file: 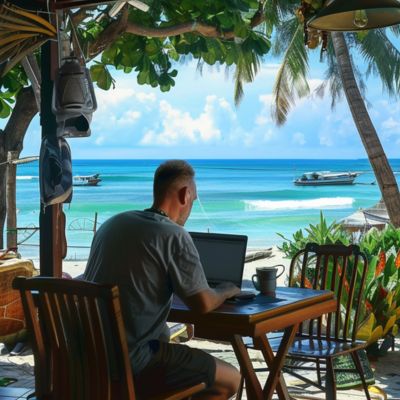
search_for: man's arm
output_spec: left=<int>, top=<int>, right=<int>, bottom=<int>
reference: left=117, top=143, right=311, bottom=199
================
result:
left=183, top=282, right=241, bottom=314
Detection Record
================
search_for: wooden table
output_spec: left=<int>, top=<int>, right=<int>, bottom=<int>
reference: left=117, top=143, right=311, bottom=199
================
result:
left=169, top=287, right=336, bottom=400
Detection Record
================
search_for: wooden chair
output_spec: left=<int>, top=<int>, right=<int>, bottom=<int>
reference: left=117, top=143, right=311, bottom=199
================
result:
left=12, top=277, right=206, bottom=400
left=240, top=243, right=371, bottom=400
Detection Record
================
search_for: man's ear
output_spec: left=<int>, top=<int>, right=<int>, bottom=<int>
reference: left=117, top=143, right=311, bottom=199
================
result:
left=178, top=186, right=188, bottom=205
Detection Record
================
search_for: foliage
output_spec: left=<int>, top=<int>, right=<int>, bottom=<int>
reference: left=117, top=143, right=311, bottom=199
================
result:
left=0, top=0, right=275, bottom=114
left=277, top=215, right=400, bottom=352
left=359, top=225, right=400, bottom=259
left=277, top=211, right=350, bottom=258
left=83, top=1, right=271, bottom=94
left=0, top=65, right=27, bottom=119
left=356, top=227, right=400, bottom=356
left=270, top=3, right=400, bottom=125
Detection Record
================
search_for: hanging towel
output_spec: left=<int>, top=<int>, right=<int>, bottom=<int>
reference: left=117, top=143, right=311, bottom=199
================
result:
left=39, top=136, right=73, bottom=207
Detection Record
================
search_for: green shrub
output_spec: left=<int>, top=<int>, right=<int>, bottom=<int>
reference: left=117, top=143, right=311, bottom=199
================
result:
left=277, top=213, right=400, bottom=352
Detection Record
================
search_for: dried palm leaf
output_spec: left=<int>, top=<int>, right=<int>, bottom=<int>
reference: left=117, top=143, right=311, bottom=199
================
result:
left=0, top=2, right=55, bottom=77
left=0, top=37, right=47, bottom=76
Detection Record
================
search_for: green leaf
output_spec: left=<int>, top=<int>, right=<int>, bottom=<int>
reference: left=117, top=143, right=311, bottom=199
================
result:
left=137, top=69, right=149, bottom=85
left=90, top=64, right=114, bottom=90
left=0, top=98, right=11, bottom=118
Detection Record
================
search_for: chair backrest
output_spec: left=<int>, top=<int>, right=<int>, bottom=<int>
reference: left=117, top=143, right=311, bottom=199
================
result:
left=288, top=243, right=368, bottom=342
left=12, top=277, right=136, bottom=400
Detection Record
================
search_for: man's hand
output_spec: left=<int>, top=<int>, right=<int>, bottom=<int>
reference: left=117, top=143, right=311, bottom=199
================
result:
left=183, top=283, right=241, bottom=314
left=213, top=282, right=241, bottom=299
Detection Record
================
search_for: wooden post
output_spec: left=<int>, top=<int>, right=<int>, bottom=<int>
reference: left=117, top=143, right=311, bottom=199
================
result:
left=93, top=212, right=98, bottom=234
left=6, top=151, right=18, bottom=250
left=39, top=39, right=63, bottom=277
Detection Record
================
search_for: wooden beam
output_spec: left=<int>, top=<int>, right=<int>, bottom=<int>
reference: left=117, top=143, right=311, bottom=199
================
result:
left=39, top=40, right=63, bottom=277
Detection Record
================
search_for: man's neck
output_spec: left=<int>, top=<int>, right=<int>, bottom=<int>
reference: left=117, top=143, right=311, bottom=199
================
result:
left=146, top=207, right=169, bottom=218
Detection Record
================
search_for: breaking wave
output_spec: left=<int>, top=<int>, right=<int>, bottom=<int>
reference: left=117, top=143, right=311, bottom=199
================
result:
left=17, top=176, right=37, bottom=180
left=244, top=197, right=354, bottom=211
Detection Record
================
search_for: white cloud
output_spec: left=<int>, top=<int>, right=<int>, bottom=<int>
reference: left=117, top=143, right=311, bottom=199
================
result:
left=95, top=135, right=105, bottom=145
left=95, top=87, right=135, bottom=108
left=256, top=94, right=273, bottom=126
left=382, top=116, right=400, bottom=131
left=292, top=132, right=306, bottom=145
left=263, top=128, right=275, bottom=142
left=117, top=110, right=141, bottom=125
left=140, top=97, right=222, bottom=146
left=257, top=64, right=281, bottom=78
left=136, top=92, right=156, bottom=103
left=319, top=133, right=333, bottom=147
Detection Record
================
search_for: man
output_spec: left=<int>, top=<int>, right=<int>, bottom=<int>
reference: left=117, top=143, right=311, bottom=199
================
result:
left=84, top=160, right=241, bottom=399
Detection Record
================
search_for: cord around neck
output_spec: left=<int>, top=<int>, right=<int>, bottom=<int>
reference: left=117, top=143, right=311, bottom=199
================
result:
left=144, top=207, right=169, bottom=218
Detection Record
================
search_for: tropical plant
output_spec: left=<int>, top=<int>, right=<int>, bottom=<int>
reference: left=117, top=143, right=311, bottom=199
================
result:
left=277, top=211, right=350, bottom=258
left=277, top=214, right=400, bottom=351
left=357, top=248, right=400, bottom=356
left=269, top=2, right=400, bottom=227
left=360, top=225, right=400, bottom=259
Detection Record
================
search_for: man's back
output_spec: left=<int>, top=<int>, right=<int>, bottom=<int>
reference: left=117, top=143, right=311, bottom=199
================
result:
left=83, top=209, right=208, bottom=373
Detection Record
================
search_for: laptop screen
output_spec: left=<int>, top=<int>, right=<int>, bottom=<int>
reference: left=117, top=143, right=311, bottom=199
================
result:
left=189, top=232, right=248, bottom=287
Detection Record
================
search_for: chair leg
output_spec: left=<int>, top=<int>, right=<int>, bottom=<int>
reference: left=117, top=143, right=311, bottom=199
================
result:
left=325, top=358, right=336, bottom=400
left=316, top=359, right=322, bottom=386
left=235, top=374, right=245, bottom=400
left=350, top=351, right=371, bottom=400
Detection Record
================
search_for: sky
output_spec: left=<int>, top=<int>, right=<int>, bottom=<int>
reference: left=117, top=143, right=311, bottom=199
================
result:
left=14, top=43, right=400, bottom=160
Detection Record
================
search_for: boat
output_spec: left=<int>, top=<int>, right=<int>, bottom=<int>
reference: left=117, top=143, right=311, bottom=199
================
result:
left=73, top=173, right=101, bottom=186
left=294, top=171, right=361, bottom=186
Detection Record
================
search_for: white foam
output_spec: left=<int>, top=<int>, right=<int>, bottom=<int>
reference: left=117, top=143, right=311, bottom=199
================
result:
left=244, top=197, right=354, bottom=211
left=17, top=176, right=37, bottom=180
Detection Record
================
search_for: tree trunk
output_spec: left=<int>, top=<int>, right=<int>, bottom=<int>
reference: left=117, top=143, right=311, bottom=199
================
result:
left=0, top=136, right=5, bottom=249
left=6, top=151, right=18, bottom=249
left=331, top=32, right=400, bottom=227
left=0, top=87, right=38, bottom=247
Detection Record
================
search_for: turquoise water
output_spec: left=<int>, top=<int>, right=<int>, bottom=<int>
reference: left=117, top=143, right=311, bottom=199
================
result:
left=13, top=159, right=398, bottom=260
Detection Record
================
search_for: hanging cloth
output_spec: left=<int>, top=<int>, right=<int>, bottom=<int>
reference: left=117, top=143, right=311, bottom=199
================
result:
left=39, top=136, right=73, bottom=208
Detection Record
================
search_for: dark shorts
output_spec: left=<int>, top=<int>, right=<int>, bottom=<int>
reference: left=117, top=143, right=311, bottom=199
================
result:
left=134, top=341, right=216, bottom=399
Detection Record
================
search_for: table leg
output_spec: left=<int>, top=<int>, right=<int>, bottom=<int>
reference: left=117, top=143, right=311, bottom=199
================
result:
left=254, top=324, right=298, bottom=400
left=231, top=334, right=264, bottom=400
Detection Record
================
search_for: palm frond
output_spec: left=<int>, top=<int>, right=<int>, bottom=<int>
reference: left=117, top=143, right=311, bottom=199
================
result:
left=271, top=16, right=301, bottom=57
left=263, top=0, right=297, bottom=32
left=271, top=21, right=309, bottom=125
left=389, top=24, right=400, bottom=37
left=233, top=44, right=260, bottom=105
left=356, top=29, right=400, bottom=96
left=0, top=3, right=55, bottom=76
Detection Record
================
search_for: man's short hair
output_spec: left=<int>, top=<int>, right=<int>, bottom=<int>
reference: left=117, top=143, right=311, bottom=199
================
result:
left=153, top=160, right=195, bottom=201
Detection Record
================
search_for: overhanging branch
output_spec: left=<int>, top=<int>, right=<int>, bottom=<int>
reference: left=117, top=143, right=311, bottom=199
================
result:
left=88, top=5, right=266, bottom=59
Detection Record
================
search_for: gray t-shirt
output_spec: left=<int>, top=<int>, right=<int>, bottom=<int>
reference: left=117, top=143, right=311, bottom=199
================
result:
left=83, top=210, right=209, bottom=373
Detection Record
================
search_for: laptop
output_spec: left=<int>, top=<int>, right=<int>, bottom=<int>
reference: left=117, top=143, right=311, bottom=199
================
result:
left=189, top=232, right=255, bottom=300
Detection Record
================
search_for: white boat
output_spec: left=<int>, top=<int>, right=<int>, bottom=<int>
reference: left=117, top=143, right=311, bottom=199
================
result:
left=73, top=173, right=101, bottom=186
left=294, top=171, right=361, bottom=186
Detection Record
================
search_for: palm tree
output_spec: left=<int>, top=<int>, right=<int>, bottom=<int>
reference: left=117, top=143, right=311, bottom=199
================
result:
left=331, top=31, right=400, bottom=227
left=270, top=11, right=400, bottom=226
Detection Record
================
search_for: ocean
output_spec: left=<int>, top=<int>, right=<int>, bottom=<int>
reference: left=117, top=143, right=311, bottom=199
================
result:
left=13, top=159, right=396, bottom=260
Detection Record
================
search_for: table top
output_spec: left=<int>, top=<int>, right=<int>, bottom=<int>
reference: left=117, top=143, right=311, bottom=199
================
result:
left=169, top=287, right=336, bottom=338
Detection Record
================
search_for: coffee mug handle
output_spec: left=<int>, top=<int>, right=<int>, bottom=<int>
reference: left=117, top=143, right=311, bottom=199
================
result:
left=275, top=264, right=285, bottom=279
left=252, top=274, right=259, bottom=290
